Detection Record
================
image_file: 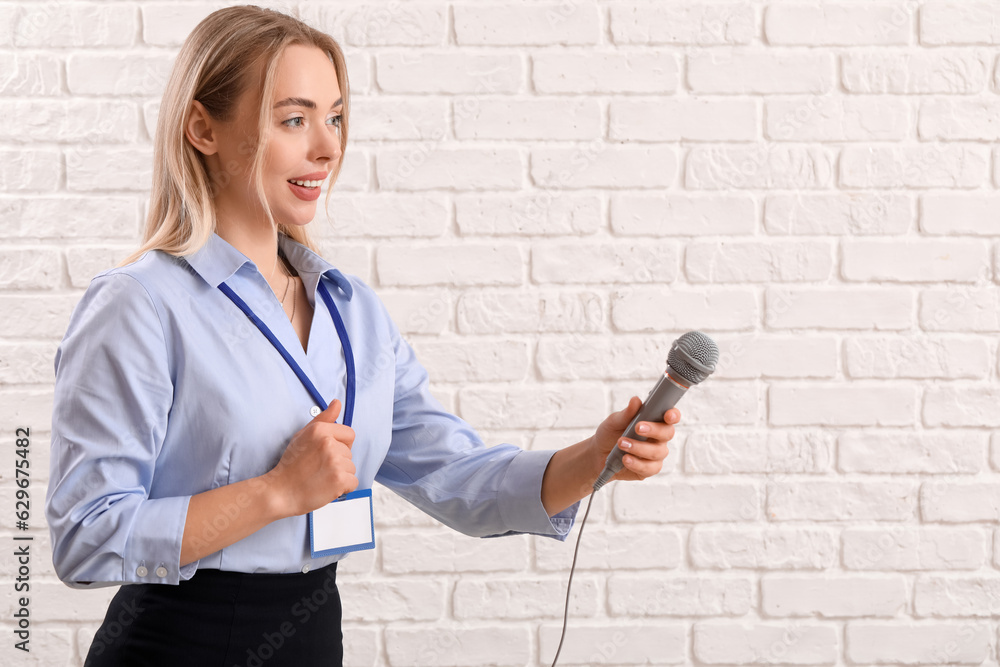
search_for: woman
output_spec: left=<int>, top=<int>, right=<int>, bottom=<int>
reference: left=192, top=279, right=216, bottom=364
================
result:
left=44, top=5, right=680, bottom=665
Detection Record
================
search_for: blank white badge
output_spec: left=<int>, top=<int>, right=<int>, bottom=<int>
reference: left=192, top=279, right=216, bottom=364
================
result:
left=308, top=488, right=375, bottom=558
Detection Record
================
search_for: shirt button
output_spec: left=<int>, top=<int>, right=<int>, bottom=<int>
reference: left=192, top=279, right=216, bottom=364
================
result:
left=135, top=565, right=148, bottom=577
left=301, top=563, right=311, bottom=573
left=155, top=566, right=168, bottom=578
left=310, top=405, right=321, bottom=417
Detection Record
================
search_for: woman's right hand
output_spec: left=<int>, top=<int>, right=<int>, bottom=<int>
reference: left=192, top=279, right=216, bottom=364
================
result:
left=265, top=399, right=359, bottom=518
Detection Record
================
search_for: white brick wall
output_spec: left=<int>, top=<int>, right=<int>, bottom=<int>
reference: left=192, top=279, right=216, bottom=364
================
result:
left=2, top=1, right=999, bottom=665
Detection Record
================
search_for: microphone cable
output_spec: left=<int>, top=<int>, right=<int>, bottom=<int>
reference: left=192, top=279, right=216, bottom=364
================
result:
left=549, top=486, right=597, bottom=667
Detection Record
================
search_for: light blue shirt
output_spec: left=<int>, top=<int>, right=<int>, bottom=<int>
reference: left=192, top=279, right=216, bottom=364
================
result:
left=45, top=231, right=578, bottom=589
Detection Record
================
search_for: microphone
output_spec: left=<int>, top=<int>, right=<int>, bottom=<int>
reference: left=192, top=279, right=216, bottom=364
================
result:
left=592, top=331, right=719, bottom=492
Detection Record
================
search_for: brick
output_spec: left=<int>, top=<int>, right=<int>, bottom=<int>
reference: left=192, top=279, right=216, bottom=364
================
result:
left=685, top=240, right=833, bottom=283
left=342, top=4, right=447, bottom=46
left=712, top=336, right=838, bottom=379
left=765, top=4, right=911, bottom=45
left=765, top=193, right=912, bottom=235
left=841, top=145, right=989, bottom=188
left=533, top=51, right=678, bottom=93
left=770, top=385, right=916, bottom=426
left=921, top=194, right=1000, bottom=235
left=376, top=147, right=522, bottom=191
left=765, top=96, right=909, bottom=141
left=0, top=628, right=73, bottom=666
left=0, top=342, right=58, bottom=384
left=66, top=53, right=172, bottom=96
left=914, top=576, right=1000, bottom=617
left=689, top=51, right=834, bottom=94
left=768, top=481, right=917, bottom=521
left=610, top=2, right=754, bottom=45
left=0, top=247, right=60, bottom=289
left=762, top=575, right=907, bottom=617
left=339, top=580, right=445, bottom=621
left=11, top=4, right=135, bottom=47
left=686, top=430, right=833, bottom=474
left=533, top=526, right=682, bottom=571
left=455, top=98, right=600, bottom=140
left=379, top=289, right=454, bottom=335
left=921, top=2, right=1000, bottom=45
left=842, top=51, right=991, bottom=94
left=840, top=430, right=986, bottom=474
left=609, top=575, right=752, bottom=616
left=921, top=288, right=1000, bottom=331
left=845, top=336, right=990, bottom=379
left=922, top=482, right=1000, bottom=521
left=453, top=577, right=598, bottom=619
left=0, top=296, right=78, bottom=339
left=386, top=626, right=529, bottom=666
left=924, top=386, right=1000, bottom=427
left=842, top=527, right=986, bottom=570
left=380, top=530, right=529, bottom=574
left=536, top=334, right=678, bottom=381
left=454, top=3, right=599, bottom=45
left=610, top=98, right=756, bottom=142
left=611, top=194, right=756, bottom=236
left=342, top=627, right=377, bottom=667
left=687, top=146, right=834, bottom=189
left=410, top=339, right=529, bottom=382
left=538, top=624, right=685, bottom=666
left=456, top=289, right=603, bottom=334
left=920, top=97, right=1000, bottom=140
left=531, top=145, right=677, bottom=189
left=532, top=241, right=678, bottom=284
left=2, top=198, right=137, bottom=241
left=376, top=52, right=521, bottom=94
left=456, top=194, right=601, bottom=236
left=766, top=287, right=913, bottom=330
left=0, top=52, right=60, bottom=95
left=66, top=146, right=153, bottom=192
left=614, top=481, right=760, bottom=522
left=691, top=527, right=838, bottom=569
left=614, top=287, right=757, bottom=332
left=458, top=384, right=604, bottom=429
left=66, top=246, right=136, bottom=287
left=349, top=97, right=447, bottom=141
left=846, top=623, right=990, bottom=664
left=141, top=4, right=225, bottom=47
left=0, top=148, right=61, bottom=192
left=634, top=381, right=758, bottom=426
left=843, top=240, right=989, bottom=282
left=693, top=622, right=838, bottom=664
left=327, top=194, right=447, bottom=237
left=376, top=244, right=521, bottom=287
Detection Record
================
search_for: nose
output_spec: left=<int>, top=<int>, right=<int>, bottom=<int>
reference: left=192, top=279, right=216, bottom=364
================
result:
left=312, top=118, right=342, bottom=164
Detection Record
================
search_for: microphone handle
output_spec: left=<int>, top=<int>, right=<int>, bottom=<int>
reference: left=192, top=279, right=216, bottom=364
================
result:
left=593, top=371, right=689, bottom=492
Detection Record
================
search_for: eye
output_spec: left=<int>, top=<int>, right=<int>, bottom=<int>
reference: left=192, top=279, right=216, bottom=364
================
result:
left=282, top=116, right=304, bottom=128
left=328, top=115, right=342, bottom=129
left=281, top=115, right=343, bottom=129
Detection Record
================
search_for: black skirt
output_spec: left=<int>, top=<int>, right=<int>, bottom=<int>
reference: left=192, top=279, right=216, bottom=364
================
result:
left=84, top=562, right=343, bottom=667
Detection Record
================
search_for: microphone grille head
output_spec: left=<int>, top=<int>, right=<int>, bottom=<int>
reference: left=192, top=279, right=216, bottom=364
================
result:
left=667, top=331, right=719, bottom=385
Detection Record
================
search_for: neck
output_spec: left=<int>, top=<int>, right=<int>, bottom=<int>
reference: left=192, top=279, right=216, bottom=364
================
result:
left=215, top=217, right=284, bottom=280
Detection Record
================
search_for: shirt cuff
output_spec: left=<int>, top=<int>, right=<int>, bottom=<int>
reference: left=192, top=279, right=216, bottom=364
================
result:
left=495, top=449, right=580, bottom=541
left=122, top=495, right=199, bottom=585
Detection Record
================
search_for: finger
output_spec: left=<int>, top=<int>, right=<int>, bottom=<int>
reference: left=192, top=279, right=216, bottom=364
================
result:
left=314, top=398, right=342, bottom=423
left=618, top=437, right=670, bottom=463
left=633, top=420, right=676, bottom=442
left=621, top=451, right=664, bottom=478
left=662, top=408, right=681, bottom=424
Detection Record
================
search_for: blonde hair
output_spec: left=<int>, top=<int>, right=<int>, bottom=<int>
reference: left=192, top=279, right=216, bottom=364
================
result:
left=118, top=5, right=350, bottom=267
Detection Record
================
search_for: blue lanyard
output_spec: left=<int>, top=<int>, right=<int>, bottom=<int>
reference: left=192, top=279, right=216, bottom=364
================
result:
left=217, top=278, right=355, bottom=427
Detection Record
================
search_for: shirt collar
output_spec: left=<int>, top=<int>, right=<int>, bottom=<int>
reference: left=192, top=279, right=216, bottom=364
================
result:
left=183, top=230, right=354, bottom=300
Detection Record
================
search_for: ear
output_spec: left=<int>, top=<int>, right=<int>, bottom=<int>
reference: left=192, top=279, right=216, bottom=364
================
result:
left=185, top=99, right=219, bottom=156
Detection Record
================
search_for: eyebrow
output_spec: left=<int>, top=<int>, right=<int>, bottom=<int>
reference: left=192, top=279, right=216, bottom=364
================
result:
left=273, top=96, right=343, bottom=110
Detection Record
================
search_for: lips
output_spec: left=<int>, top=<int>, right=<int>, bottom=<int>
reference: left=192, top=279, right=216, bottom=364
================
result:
left=288, top=171, right=329, bottom=182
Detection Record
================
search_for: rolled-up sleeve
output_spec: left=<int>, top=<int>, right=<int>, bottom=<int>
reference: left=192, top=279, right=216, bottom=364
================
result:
left=372, top=293, right=578, bottom=541
left=44, top=272, right=197, bottom=588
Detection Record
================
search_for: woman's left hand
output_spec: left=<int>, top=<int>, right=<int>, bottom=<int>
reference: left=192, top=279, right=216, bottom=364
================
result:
left=589, top=395, right=680, bottom=482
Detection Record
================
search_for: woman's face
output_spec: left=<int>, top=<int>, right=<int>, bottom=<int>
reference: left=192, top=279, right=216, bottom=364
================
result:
left=187, top=43, right=343, bottom=232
